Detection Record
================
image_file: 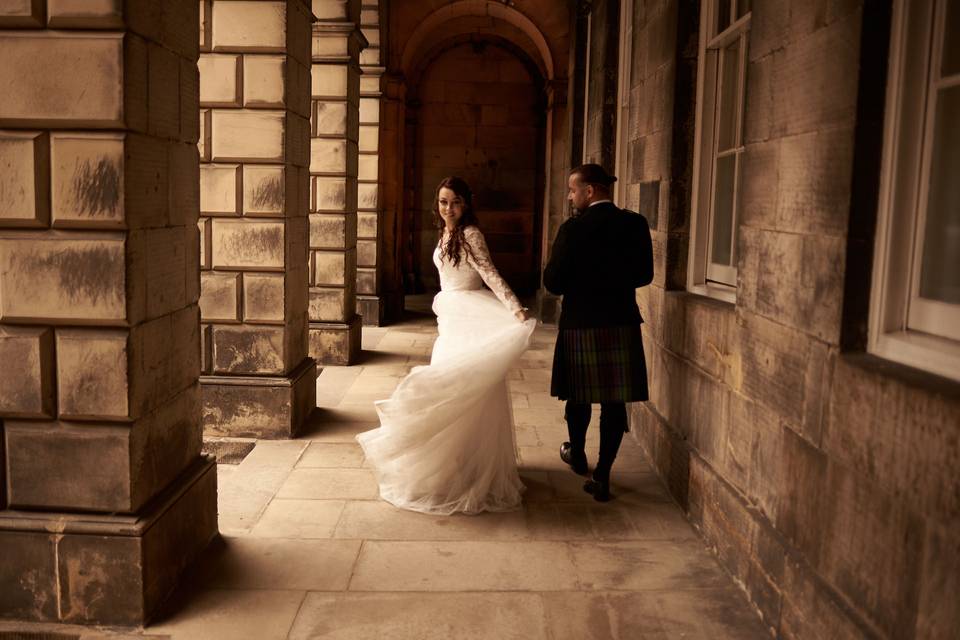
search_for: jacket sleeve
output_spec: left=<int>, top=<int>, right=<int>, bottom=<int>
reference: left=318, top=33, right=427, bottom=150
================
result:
left=628, top=213, right=654, bottom=288
left=543, top=219, right=575, bottom=295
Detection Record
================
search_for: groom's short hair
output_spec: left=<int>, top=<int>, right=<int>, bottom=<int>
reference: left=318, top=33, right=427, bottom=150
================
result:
left=571, top=163, right=617, bottom=189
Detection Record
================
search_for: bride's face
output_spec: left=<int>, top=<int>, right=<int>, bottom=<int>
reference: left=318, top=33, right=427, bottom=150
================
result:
left=437, top=187, right=465, bottom=227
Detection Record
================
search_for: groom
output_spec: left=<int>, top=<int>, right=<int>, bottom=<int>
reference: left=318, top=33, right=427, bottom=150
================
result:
left=544, top=164, right=653, bottom=502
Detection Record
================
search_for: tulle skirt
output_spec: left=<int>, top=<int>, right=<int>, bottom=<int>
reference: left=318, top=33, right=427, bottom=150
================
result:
left=357, top=288, right=536, bottom=515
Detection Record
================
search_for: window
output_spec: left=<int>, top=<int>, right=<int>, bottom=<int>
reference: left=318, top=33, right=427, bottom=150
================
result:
left=688, top=0, right=751, bottom=301
left=871, top=0, right=960, bottom=382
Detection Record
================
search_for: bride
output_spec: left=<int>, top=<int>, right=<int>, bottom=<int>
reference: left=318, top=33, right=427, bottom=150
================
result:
left=357, top=176, right=536, bottom=515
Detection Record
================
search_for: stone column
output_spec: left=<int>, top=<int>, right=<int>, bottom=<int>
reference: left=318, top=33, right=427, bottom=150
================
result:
left=378, top=72, right=407, bottom=320
left=0, top=1, right=216, bottom=625
left=355, top=1, right=391, bottom=325
left=198, top=0, right=316, bottom=438
left=308, top=0, right=364, bottom=364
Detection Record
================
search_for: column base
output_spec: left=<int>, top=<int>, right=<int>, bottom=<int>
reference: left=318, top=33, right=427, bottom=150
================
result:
left=357, top=295, right=384, bottom=326
left=200, top=357, right=317, bottom=439
left=0, top=456, right=217, bottom=627
left=310, top=315, right=362, bottom=365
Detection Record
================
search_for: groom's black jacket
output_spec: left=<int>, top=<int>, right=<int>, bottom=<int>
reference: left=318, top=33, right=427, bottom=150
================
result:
left=543, top=202, right=654, bottom=329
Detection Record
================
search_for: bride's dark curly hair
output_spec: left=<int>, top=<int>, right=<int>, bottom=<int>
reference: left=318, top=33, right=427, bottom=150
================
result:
left=434, top=176, right=479, bottom=267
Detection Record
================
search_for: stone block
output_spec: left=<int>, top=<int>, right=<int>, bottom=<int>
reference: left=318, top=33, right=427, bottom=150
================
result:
left=211, top=324, right=286, bottom=374
left=0, top=532, right=58, bottom=621
left=309, top=316, right=361, bottom=365
left=309, top=211, right=356, bottom=250
left=45, top=0, right=119, bottom=28
left=212, top=0, right=286, bottom=52
left=50, top=132, right=125, bottom=228
left=242, top=272, right=285, bottom=323
left=356, top=267, right=376, bottom=295
left=243, top=164, right=285, bottom=215
left=211, top=109, right=286, bottom=161
left=358, top=97, right=379, bottom=124
left=357, top=238, right=376, bottom=267
left=200, top=271, right=240, bottom=322
left=199, top=0, right=211, bottom=50
left=358, top=124, right=378, bottom=152
left=357, top=293, right=382, bottom=324
left=357, top=210, right=377, bottom=237
left=198, top=53, right=241, bottom=106
left=310, top=137, right=348, bottom=174
left=357, top=182, right=378, bottom=210
left=0, top=232, right=125, bottom=323
left=311, top=64, right=348, bottom=98
left=359, top=73, right=380, bottom=94
left=200, top=163, right=240, bottom=215
left=0, top=32, right=123, bottom=127
left=5, top=421, right=132, bottom=511
left=199, top=217, right=211, bottom=268
left=55, top=328, right=129, bottom=420
left=147, top=42, right=182, bottom=140
left=359, top=46, right=379, bottom=66
left=211, top=219, right=285, bottom=269
left=201, top=358, right=316, bottom=437
left=313, top=176, right=348, bottom=211
left=0, top=326, right=54, bottom=418
left=168, top=140, right=200, bottom=227
left=199, top=109, right=211, bottom=160
left=244, top=54, right=286, bottom=107
left=313, top=248, right=354, bottom=286
left=358, top=154, right=377, bottom=181
left=314, top=101, right=349, bottom=135
left=309, top=286, right=352, bottom=322
left=0, top=0, right=43, bottom=27
left=0, top=130, right=48, bottom=227
left=125, top=225, right=190, bottom=323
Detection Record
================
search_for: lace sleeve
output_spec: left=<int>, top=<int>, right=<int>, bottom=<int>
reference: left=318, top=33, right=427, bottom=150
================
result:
left=463, top=226, right=523, bottom=313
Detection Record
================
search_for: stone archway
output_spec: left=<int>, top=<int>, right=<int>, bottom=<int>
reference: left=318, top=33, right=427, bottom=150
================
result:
left=404, top=37, right=547, bottom=296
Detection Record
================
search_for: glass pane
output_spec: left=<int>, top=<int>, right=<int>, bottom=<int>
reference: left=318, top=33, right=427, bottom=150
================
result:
left=943, top=0, right=960, bottom=76
left=711, top=154, right=737, bottom=267
left=919, top=84, right=960, bottom=303
left=716, top=0, right=731, bottom=35
left=716, top=40, right=740, bottom=152
left=738, top=0, right=752, bottom=18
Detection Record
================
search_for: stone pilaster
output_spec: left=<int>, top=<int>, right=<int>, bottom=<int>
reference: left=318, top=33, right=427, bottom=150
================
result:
left=355, top=1, right=387, bottom=325
left=198, top=0, right=317, bottom=438
left=378, top=72, right=407, bottom=324
left=308, top=0, right=365, bottom=364
left=0, top=1, right=216, bottom=625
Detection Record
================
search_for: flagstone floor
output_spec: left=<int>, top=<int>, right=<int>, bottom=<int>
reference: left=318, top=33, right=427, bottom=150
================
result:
left=5, top=300, right=770, bottom=640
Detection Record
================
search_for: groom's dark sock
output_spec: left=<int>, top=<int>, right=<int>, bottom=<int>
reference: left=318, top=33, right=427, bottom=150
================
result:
left=564, top=400, right=590, bottom=454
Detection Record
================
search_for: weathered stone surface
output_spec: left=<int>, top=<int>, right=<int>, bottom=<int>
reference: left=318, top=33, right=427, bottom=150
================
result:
left=356, top=238, right=376, bottom=267
left=357, top=210, right=377, bottom=237
left=50, top=132, right=125, bottom=228
left=47, top=0, right=123, bottom=28
left=311, top=64, right=348, bottom=98
left=315, top=101, right=349, bottom=135
left=211, top=324, right=286, bottom=374
left=0, top=32, right=123, bottom=126
left=212, top=0, right=287, bottom=52
left=200, top=163, right=240, bottom=214
left=313, top=176, right=350, bottom=211
left=309, top=316, right=361, bottom=365
left=0, top=0, right=44, bottom=27
left=0, top=130, right=48, bottom=227
left=309, top=287, right=352, bottom=322
left=199, top=53, right=242, bottom=106
left=356, top=267, right=376, bottom=295
left=309, top=211, right=355, bottom=248
left=0, top=326, right=54, bottom=418
left=310, top=137, right=348, bottom=173
left=201, top=359, right=316, bottom=437
left=243, top=273, right=285, bottom=322
left=211, top=219, right=285, bottom=269
left=56, top=328, right=130, bottom=420
left=243, top=164, right=285, bottom=215
left=0, top=232, right=126, bottom=323
left=211, top=110, right=286, bottom=161
left=0, top=532, right=58, bottom=621
left=244, top=54, right=287, bottom=107
left=314, top=248, right=355, bottom=286
left=200, top=271, right=240, bottom=321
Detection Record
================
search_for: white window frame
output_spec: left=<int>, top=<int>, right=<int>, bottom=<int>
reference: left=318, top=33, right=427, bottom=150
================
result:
left=870, top=0, right=960, bottom=382
left=687, top=0, right=751, bottom=304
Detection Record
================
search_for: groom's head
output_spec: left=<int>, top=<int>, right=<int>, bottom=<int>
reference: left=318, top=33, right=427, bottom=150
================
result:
left=568, top=164, right=617, bottom=211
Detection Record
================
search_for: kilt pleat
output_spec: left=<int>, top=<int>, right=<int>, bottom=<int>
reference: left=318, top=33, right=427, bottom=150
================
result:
left=550, top=325, right=648, bottom=403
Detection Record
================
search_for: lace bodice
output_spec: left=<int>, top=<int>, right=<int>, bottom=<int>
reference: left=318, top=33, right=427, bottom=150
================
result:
left=433, top=226, right=523, bottom=313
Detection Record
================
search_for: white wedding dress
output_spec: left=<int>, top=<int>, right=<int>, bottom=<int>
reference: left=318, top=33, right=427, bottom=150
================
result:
left=357, top=226, right=536, bottom=515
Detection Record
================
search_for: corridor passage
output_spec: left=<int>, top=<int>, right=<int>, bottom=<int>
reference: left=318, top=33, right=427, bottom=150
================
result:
left=91, top=305, right=767, bottom=639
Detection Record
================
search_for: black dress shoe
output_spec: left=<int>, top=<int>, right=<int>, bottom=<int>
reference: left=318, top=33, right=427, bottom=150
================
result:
left=560, top=442, right=588, bottom=475
left=583, top=478, right=611, bottom=502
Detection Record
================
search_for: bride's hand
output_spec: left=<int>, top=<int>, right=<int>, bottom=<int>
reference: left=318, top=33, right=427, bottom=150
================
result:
left=515, top=308, right=533, bottom=322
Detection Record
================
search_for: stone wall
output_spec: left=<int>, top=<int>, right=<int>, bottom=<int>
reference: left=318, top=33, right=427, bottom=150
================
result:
left=0, top=0, right=216, bottom=625
left=600, top=1, right=960, bottom=639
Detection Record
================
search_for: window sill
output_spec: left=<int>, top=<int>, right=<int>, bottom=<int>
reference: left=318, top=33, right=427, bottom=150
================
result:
left=686, top=282, right=737, bottom=306
left=870, top=330, right=960, bottom=384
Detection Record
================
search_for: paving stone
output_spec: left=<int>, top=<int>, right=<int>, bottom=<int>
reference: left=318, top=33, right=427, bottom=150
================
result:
left=250, top=498, right=345, bottom=539
left=334, top=500, right=528, bottom=541
left=148, top=588, right=306, bottom=640
left=278, top=468, right=379, bottom=500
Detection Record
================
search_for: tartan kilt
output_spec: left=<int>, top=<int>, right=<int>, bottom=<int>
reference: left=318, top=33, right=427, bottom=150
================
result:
left=550, top=325, right=648, bottom=403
